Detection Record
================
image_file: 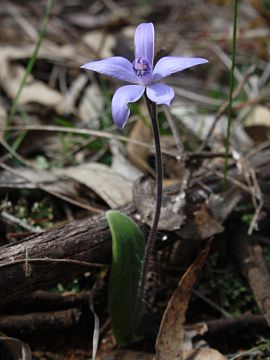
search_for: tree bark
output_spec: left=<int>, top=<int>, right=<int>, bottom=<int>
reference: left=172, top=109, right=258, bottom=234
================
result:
left=0, top=204, right=135, bottom=307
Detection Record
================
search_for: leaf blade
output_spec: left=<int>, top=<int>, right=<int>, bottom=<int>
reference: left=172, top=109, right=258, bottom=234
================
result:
left=107, top=210, right=146, bottom=344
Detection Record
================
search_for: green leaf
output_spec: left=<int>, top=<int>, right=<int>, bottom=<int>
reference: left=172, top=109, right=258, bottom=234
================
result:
left=106, top=210, right=146, bottom=345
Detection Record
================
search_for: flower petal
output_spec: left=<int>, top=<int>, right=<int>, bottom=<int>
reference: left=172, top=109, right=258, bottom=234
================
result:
left=112, top=85, right=145, bottom=130
left=152, top=56, right=208, bottom=82
left=81, top=56, right=138, bottom=83
left=134, top=23, right=154, bottom=67
left=146, top=83, right=174, bottom=106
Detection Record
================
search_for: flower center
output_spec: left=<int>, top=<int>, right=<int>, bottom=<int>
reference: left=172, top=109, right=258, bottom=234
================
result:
left=133, top=57, right=151, bottom=77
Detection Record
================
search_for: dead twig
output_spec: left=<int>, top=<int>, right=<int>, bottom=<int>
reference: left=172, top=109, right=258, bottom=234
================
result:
left=0, top=308, right=82, bottom=334
left=0, top=210, right=43, bottom=234
left=5, top=290, right=91, bottom=312
left=192, top=289, right=231, bottom=318
left=188, top=314, right=268, bottom=335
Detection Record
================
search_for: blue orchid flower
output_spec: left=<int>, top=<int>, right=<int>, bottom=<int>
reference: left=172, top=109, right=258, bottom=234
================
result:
left=81, top=23, right=208, bottom=131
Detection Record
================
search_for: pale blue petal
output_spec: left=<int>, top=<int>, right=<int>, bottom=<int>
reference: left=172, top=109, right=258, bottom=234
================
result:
left=134, top=23, right=154, bottom=67
left=152, top=56, right=208, bottom=82
left=81, top=56, right=138, bottom=83
left=112, top=85, right=145, bottom=130
left=146, top=83, right=175, bottom=106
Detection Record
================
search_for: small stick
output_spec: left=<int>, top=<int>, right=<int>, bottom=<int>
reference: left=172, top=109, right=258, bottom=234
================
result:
left=189, top=314, right=268, bottom=334
left=192, top=289, right=231, bottom=318
left=0, top=210, right=43, bottom=234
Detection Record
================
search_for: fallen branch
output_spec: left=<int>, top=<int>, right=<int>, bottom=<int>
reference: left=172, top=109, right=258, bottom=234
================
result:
left=4, top=290, right=91, bottom=313
left=202, top=314, right=267, bottom=333
left=0, top=204, right=133, bottom=306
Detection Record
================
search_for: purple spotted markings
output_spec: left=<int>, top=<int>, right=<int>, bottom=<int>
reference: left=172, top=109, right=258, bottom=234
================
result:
left=81, top=23, right=208, bottom=130
left=133, top=57, right=151, bottom=77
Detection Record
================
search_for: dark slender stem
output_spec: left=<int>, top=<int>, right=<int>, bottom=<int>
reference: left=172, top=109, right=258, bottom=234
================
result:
left=128, top=96, right=163, bottom=339
left=224, top=0, right=238, bottom=191
left=143, top=96, right=163, bottom=271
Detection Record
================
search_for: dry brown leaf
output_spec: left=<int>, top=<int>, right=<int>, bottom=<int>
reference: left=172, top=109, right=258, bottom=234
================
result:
left=54, top=163, right=133, bottom=208
left=0, top=167, right=56, bottom=190
left=127, top=118, right=152, bottom=173
left=184, top=348, right=228, bottom=360
left=0, top=167, right=100, bottom=212
left=155, top=241, right=212, bottom=360
left=245, top=105, right=270, bottom=127
left=0, top=42, right=79, bottom=109
left=245, top=105, right=270, bottom=143
left=0, top=43, right=75, bottom=63
left=193, top=204, right=224, bottom=239
left=133, top=177, right=186, bottom=231
left=2, top=65, right=63, bottom=106
left=110, top=139, right=143, bottom=181
left=160, top=135, right=186, bottom=179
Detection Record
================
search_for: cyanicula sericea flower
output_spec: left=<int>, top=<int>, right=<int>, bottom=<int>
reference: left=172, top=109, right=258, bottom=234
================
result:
left=81, top=23, right=208, bottom=131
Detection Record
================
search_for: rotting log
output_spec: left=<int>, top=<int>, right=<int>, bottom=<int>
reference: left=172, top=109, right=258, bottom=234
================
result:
left=0, top=204, right=136, bottom=307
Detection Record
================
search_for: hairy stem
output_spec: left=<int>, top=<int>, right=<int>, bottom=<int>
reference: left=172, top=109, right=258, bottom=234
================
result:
left=128, top=96, right=163, bottom=338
